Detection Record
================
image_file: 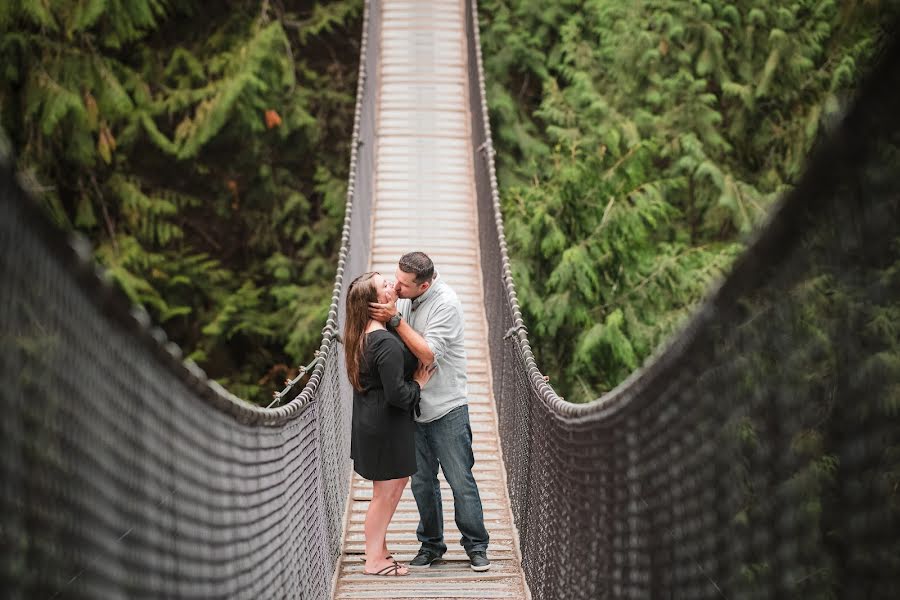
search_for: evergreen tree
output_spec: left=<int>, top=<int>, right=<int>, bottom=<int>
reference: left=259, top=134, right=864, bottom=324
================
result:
left=0, top=0, right=363, bottom=403
left=479, top=0, right=898, bottom=401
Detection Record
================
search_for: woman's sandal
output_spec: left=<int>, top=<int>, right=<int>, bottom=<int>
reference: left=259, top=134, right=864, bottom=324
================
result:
left=364, top=563, right=408, bottom=576
left=358, top=555, right=394, bottom=563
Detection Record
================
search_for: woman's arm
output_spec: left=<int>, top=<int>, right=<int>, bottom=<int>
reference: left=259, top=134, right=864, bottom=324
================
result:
left=369, top=301, right=435, bottom=366
left=373, top=336, right=422, bottom=412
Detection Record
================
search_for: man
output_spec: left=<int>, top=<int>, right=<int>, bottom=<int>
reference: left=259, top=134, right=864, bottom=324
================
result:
left=368, top=251, right=491, bottom=572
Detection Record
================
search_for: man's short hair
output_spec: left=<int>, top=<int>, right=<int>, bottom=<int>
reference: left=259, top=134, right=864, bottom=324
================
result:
left=398, top=252, right=435, bottom=284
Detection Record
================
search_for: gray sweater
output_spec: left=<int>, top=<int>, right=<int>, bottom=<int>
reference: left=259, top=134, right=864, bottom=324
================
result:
left=397, top=277, right=468, bottom=423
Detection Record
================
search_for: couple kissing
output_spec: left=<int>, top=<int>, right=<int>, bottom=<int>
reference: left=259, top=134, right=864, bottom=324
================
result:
left=344, top=251, right=490, bottom=576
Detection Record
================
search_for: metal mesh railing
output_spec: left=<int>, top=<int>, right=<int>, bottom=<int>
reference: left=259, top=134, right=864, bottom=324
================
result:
left=0, top=2, right=379, bottom=598
left=468, top=1, right=900, bottom=597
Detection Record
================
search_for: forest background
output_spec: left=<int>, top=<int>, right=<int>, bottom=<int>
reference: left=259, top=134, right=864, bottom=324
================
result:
left=1, top=0, right=897, bottom=404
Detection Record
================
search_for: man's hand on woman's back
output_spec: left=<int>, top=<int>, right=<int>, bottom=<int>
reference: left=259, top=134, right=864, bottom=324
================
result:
left=413, top=361, right=436, bottom=388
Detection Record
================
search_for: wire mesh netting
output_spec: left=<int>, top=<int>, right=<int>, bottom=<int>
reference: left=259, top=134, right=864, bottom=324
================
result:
left=468, top=1, right=900, bottom=597
left=1, top=166, right=330, bottom=597
left=0, top=2, right=379, bottom=598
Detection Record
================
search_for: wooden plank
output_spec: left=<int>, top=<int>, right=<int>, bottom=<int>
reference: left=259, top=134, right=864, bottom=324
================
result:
left=346, top=509, right=509, bottom=522
left=376, top=181, right=471, bottom=193
left=340, top=563, right=521, bottom=580
left=337, top=585, right=520, bottom=600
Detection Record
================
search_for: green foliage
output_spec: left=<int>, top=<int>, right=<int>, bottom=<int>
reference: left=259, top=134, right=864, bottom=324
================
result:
left=1, top=0, right=362, bottom=404
left=480, top=0, right=898, bottom=401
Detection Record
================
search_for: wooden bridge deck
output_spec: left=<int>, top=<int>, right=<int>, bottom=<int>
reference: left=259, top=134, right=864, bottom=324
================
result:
left=332, top=1, right=529, bottom=598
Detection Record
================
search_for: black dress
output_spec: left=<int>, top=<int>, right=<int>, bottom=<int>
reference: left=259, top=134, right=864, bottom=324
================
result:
left=350, top=329, right=421, bottom=481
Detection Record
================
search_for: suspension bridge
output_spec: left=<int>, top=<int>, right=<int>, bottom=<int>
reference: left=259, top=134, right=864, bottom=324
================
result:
left=1, top=1, right=898, bottom=599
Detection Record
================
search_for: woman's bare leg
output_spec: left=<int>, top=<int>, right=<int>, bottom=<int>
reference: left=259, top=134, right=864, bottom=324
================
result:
left=361, top=543, right=391, bottom=562
left=364, top=477, right=409, bottom=574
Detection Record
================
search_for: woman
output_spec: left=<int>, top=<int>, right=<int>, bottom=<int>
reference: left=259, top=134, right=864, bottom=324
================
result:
left=344, top=271, right=433, bottom=576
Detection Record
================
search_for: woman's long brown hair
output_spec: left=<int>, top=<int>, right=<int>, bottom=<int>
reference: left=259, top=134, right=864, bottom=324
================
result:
left=344, top=272, right=379, bottom=391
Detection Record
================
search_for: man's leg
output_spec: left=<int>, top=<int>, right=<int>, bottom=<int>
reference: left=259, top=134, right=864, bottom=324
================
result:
left=411, top=422, right=447, bottom=556
left=432, top=406, right=489, bottom=554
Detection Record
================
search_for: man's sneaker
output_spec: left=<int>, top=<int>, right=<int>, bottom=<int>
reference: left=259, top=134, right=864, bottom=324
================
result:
left=469, top=551, right=491, bottom=572
left=408, top=549, right=442, bottom=568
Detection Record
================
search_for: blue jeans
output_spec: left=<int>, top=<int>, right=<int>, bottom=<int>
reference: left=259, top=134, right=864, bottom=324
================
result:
left=411, top=405, right=490, bottom=556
